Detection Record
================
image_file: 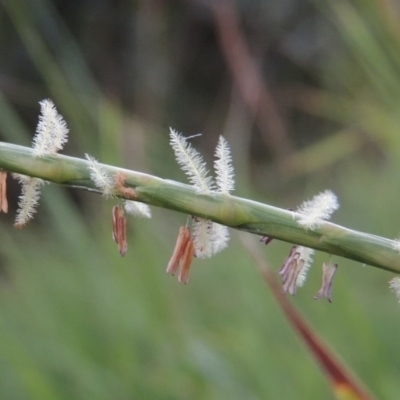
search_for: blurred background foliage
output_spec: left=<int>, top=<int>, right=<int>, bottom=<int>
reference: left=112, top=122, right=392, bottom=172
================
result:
left=0, top=0, right=399, bottom=398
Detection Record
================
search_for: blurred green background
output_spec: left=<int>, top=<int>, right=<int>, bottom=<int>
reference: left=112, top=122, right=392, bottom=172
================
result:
left=0, top=0, right=400, bottom=398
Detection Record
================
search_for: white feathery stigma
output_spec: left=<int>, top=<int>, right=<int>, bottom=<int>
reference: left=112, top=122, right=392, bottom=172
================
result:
left=214, top=136, right=235, bottom=194
left=209, top=223, right=230, bottom=255
left=85, top=154, right=116, bottom=197
left=169, top=128, right=213, bottom=194
left=389, top=277, right=400, bottom=304
left=295, top=246, right=315, bottom=287
left=32, top=99, right=69, bottom=157
left=192, top=218, right=213, bottom=258
left=296, top=190, right=339, bottom=230
left=14, top=99, right=69, bottom=226
left=124, top=200, right=151, bottom=218
left=211, top=135, right=234, bottom=253
left=191, top=217, right=230, bottom=258
left=14, top=174, right=45, bottom=227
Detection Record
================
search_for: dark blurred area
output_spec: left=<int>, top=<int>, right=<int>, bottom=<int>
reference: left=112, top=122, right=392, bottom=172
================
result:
left=0, top=0, right=400, bottom=399
left=0, top=0, right=344, bottom=184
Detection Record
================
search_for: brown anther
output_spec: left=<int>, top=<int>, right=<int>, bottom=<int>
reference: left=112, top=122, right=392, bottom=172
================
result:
left=166, top=226, right=190, bottom=275
left=277, top=246, right=297, bottom=279
left=166, top=226, right=195, bottom=284
left=178, top=238, right=195, bottom=284
left=115, top=173, right=137, bottom=200
left=314, top=262, right=338, bottom=303
left=279, top=245, right=307, bottom=295
left=282, top=258, right=303, bottom=295
left=0, top=171, right=8, bottom=213
left=112, top=205, right=127, bottom=256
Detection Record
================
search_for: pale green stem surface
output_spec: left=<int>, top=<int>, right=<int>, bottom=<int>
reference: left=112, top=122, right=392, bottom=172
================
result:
left=0, top=141, right=399, bottom=274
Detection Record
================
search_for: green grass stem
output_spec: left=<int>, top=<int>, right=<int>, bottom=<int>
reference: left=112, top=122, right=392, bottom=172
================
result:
left=0, top=141, right=399, bottom=274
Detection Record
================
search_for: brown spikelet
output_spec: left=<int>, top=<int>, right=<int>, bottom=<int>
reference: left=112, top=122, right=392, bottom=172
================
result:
left=166, top=226, right=190, bottom=276
left=178, top=238, right=195, bottom=284
left=112, top=205, right=128, bottom=256
left=314, top=262, right=338, bottom=303
left=0, top=171, right=8, bottom=213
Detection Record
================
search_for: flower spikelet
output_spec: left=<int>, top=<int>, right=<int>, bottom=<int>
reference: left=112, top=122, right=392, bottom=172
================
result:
left=389, top=277, right=400, bottom=304
left=169, top=129, right=235, bottom=258
left=85, top=154, right=116, bottom=197
left=170, top=128, right=215, bottom=257
left=214, top=136, right=234, bottom=194
left=14, top=174, right=45, bottom=228
left=32, top=99, right=69, bottom=157
left=124, top=200, right=151, bottom=218
left=314, top=262, right=338, bottom=303
left=169, top=128, right=213, bottom=194
left=296, top=190, right=339, bottom=230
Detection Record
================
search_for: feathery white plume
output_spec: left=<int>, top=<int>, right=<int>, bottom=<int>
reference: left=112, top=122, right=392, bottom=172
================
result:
left=191, top=215, right=230, bottom=257
left=389, top=277, right=400, bottom=304
left=192, top=218, right=213, bottom=258
left=169, top=128, right=213, bottom=194
left=214, top=136, right=234, bottom=194
left=296, top=190, right=339, bottom=230
left=212, top=136, right=234, bottom=252
left=295, top=246, right=315, bottom=287
left=14, top=99, right=68, bottom=226
left=32, top=99, right=69, bottom=157
left=14, top=174, right=45, bottom=227
left=85, top=154, right=115, bottom=197
left=210, top=223, right=230, bottom=254
left=124, top=200, right=151, bottom=218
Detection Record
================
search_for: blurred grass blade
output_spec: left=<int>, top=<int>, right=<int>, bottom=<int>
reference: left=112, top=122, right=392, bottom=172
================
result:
left=2, top=0, right=96, bottom=149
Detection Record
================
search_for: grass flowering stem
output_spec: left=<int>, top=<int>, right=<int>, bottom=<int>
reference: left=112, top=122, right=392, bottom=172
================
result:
left=0, top=141, right=398, bottom=273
